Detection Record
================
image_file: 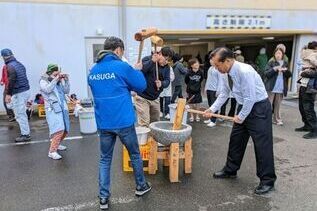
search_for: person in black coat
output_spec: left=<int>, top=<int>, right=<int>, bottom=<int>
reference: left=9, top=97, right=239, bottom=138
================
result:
left=296, top=41, right=317, bottom=139
left=185, top=58, right=204, bottom=122
left=171, top=53, right=188, bottom=103
left=264, top=48, right=292, bottom=126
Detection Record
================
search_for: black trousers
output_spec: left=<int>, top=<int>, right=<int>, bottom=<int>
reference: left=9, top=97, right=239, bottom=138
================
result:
left=223, top=99, right=276, bottom=186
left=221, top=98, right=237, bottom=117
left=299, top=86, right=317, bottom=131
left=171, top=85, right=183, bottom=103
left=2, top=89, right=14, bottom=118
left=160, top=96, right=171, bottom=116
left=206, top=90, right=218, bottom=123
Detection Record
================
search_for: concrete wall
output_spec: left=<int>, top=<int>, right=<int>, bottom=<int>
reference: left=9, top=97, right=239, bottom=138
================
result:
left=2, top=0, right=317, bottom=10
left=0, top=2, right=119, bottom=112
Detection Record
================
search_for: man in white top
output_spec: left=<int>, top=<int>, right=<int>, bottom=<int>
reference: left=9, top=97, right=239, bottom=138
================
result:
left=204, top=47, right=276, bottom=195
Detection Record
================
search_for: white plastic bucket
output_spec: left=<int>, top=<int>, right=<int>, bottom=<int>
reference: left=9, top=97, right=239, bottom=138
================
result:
left=78, top=108, right=97, bottom=134
left=136, top=126, right=150, bottom=145
left=168, top=103, right=188, bottom=124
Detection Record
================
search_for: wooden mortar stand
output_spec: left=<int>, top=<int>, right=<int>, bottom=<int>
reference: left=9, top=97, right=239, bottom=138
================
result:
left=148, top=99, right=193, bottom=182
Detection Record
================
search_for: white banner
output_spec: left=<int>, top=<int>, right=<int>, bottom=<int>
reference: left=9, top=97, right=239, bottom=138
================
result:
left=206, top=15, right=271, bottom=29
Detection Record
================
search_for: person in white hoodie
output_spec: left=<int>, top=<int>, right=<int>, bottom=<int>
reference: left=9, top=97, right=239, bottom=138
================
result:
left=160, top=66, right=175, bottom=119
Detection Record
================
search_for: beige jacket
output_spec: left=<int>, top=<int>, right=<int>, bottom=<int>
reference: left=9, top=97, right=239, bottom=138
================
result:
left=301, top=49, right=317, bottom=69
left=299, top=49, right=317, bottom=87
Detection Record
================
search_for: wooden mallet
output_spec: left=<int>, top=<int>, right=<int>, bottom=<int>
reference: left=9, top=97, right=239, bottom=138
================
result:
left=150, top=35, right=164, bottom=90
left=134, top=28, right=158, bottom=63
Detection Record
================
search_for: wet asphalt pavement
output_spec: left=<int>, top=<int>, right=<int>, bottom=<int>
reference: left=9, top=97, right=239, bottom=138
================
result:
left=0, top=101, right=316, bottom=211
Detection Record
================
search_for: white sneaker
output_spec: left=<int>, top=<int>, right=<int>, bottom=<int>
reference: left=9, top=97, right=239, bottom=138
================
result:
left=58, top=145, right=67, bottom=151
left=196, top=117, right=200, bottom=122
left=48, top=152, right=62, bottom=160
left=204, top=119, right=211, bottom=124
left=207, top=122, right=216, bottom=128
left=165, top=114, right=170, bottom=120
left=189, top=117, right=194, bottom=122
left=159, top=112, right=163, bottom=118
left=277, top=121, right=284, bottom=126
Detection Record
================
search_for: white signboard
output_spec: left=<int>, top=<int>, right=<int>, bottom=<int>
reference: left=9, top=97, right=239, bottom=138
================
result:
left=206, top=15, right=271, bottom=29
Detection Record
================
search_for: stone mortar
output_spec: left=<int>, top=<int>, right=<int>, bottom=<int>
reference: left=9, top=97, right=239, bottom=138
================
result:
left=149, top=121, right=192, bottom=146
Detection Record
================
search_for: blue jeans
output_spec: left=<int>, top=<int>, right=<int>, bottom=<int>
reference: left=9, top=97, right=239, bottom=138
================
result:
left=99, top=125, right=146, bottom=198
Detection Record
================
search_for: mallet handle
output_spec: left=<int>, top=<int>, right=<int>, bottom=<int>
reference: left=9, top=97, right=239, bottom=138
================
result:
left=137, top=40, right=144, bottom=63
left=187, top=109, right=234, bottom=121
left=155, top=44, right=160, bottom=90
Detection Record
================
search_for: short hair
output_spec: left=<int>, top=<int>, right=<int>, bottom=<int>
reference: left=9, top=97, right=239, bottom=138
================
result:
left=308, top=41, right=317, bottom=50
left=160, top=46, right=174, bottom=58
left=35, top=94, right=42, bottom=100
left=208, top=50, right=216, bottom=59
left=211, top=47, right=234, bottom=62
left=273, top=48, right=284, bottom=59
left=172, top=53, right=182, bottom=63
left=104, top=36, right=125, bottom=51
left=188, top=58, right=199, bottom=67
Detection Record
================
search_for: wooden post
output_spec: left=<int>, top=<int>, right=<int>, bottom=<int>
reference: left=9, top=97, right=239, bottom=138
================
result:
left=148, top=136, right=158, bottom=174
left=172, top=98, right=186, bottom=130
left=163, top=158, right=170, bottom=167
left=169, top=143, right=179, bottom=182
left=184, top=137, right=193, bottom=174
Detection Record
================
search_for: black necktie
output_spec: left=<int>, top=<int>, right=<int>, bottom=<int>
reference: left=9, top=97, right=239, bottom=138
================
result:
left=228, top=74, right=233, bottom=90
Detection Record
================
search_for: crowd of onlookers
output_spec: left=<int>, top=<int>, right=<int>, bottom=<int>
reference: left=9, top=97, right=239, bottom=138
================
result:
left=155, top=41, right=317, bottom=139
left=0, top=41, right=316, bottom=152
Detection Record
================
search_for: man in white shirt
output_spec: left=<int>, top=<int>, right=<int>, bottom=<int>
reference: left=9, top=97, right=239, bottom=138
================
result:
left=204, top=47, right=276, bottom=195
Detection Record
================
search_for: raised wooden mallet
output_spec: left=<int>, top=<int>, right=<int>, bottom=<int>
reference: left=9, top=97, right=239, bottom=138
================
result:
left=150, top=35, right=164, bottom=90
left=134, top=28, right=158, bottom=63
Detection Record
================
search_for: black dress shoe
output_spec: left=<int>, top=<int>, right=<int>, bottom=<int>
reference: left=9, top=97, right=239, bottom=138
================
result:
left=295, top=126, right=311, bottom=132
left=254, top=185, right=274, bottom=195
left=303, top=132, right=317, bottom=139
left=213, top=169, right=237, bottom=179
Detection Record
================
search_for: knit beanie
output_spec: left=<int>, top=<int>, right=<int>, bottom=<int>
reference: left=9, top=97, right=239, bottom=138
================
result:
left=46, top=64, right=59, bottom=75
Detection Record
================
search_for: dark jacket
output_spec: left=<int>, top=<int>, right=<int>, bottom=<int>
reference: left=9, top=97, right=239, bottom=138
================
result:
left=5, top=56, right=30, bottom=96
left=172, top=61, right=187, bottom=87
left=255, top=54, right=268, bottom=78
left=138, top=56, right=170, bottom=101
left=185, top=69, right=204, bottom=94
left=264, top=59, right=291, bottom=96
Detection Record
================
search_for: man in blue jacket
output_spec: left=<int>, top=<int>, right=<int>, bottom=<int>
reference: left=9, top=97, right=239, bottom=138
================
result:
left=88, top=37, right=151, bottom=210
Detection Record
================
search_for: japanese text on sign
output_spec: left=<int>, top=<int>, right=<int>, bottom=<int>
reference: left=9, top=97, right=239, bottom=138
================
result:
left=206, top=15, right=271, bottom=29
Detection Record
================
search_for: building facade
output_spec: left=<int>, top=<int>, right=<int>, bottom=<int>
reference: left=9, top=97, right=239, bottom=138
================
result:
left=0, top=0, right=317, bottom=112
